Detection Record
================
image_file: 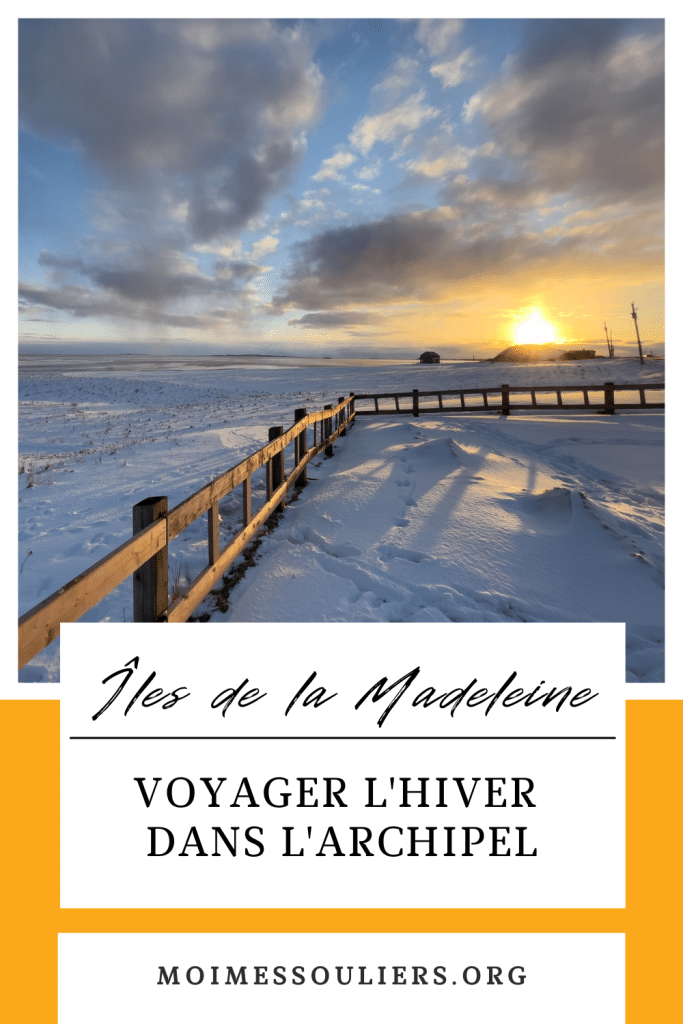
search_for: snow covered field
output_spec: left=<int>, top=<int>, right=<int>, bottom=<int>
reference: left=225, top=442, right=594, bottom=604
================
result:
left=19, top=355, right=664, bottom=682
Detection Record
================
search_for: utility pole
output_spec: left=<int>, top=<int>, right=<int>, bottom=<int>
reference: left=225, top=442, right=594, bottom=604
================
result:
left=603, top=322, right=614, bottom=358
left=631, top=302, right=644, bottom=366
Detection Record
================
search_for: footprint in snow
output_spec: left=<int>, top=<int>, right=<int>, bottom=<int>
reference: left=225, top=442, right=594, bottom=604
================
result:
left=377, top=544, right=430, bottom=564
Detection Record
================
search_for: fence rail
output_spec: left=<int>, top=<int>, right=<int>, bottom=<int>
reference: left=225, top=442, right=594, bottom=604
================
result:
left=18, top=395, right=356, bottom=669
left=354, top=381, right=664, bottom=416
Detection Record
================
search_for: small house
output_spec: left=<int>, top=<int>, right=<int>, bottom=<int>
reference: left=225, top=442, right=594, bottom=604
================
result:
left=560, top=349, right=596, bottom=361
left=419, top=351, right=441, bottom=364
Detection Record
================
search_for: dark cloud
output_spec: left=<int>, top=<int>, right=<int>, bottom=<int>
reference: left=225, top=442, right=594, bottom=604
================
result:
left=516, top=19, right=646, bottom=73
left=205, top=308, right=250, bottom=322
left=464, top=20, right=664, bottom=199
left=271, top=206, right=658, bottom=312
left=38, top=252, right=88, bottom=272
left=288, top=311, right=383, bottom=328
left=22, top=243, right=269, bottom=326
left=20, top=19, right=323, bottom=242
left=36, top=246, right=268, bottom=309
left=188, top=141, right=304, bottom=242
left=216, top=261, right=269, bottom=281
left=19, top=282, right=205, bottom=327
left=271, top=212, right=510, bottom=310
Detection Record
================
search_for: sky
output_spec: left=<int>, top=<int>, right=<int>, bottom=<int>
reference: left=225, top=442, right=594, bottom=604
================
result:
left=18, top=16, right=665, bottom=358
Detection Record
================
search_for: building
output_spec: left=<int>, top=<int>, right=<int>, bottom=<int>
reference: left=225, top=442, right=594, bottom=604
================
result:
left=419, top=351, right=441, bottom=363
left=559, top=349, right=596, bottom=361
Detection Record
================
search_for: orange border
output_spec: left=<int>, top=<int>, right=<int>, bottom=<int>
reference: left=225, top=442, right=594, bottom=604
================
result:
left=1, top=699, right=680, bottom=1021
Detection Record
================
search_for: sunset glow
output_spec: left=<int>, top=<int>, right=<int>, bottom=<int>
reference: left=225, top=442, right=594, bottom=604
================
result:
left=513, top=310, right=559, bottom=346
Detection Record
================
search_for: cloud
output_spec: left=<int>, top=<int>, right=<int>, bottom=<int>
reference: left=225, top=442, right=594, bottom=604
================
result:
left=270, top=202, right=661, bottom=313
left=39, top=245, right=229, bottom=303
left=287, top=311, right=383, bottom=329
left=20, top=20, right=325, bottom=332
left=20, top=19, right=323, bottom=242
left=415, top=19, right=463, bottom=57
left=354, top=162, right=381, bottom=181
left=462, top=19, right=664, bottom=199
left=349, top=90, right=440, bottom=155
left=404, top=145, right=473, bottom=179
left=215, top=260, right=270, bottom=282
left=441, top=177, right=553, bottom=217
left=430, top=48, right=476, bottom=88
left=345, top=53, right=442, bottom=159
left=311, top=150, right=356, bottom=181
left=19, top=282, right=206, bottom=328
left=371, top=57, right=420, bottom=103
left=38, top=252, right=88, bottom=273
left=27, top=242, right=271, bottom=327
left=279, top=188, right=332, bottom=227
left=247, top=234, right=280, bottom=260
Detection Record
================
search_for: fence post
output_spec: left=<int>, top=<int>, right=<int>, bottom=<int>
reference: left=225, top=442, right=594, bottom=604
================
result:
left=208, top=504, right=220, bottom=565
left=268, top=426, right=285, bottom=514
left=324, top=404, right=334, bottom=456
left=501, top=384, right=510, bottom=415
left=294, top=407, right=307, bottom=487
left=338, top=396, right=346, bottom=436
left=412, top=389, right=419, bottom=417
left=349, top=392, right=355, bottom=425
left=132, top=496, right=168, bottom=621
left=604, top=382, right=615, bottom=415
left=242, top=475, right=252, bottom=528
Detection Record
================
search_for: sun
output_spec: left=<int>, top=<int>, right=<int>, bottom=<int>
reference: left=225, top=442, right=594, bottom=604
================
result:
left=513, top=309, right=558, bottom=345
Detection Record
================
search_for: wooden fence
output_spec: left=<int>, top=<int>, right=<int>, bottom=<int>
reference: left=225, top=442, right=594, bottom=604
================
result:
left=354, top=381, right=664, bottom=416
left=18, top=395, right=355, bottom=669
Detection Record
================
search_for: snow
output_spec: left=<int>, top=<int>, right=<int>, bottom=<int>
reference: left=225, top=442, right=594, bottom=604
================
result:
left=19, top=355, right=664, bottom=683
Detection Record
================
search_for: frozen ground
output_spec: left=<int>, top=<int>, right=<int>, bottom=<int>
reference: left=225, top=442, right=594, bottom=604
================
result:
left=18, top=355, right=664, bottom=682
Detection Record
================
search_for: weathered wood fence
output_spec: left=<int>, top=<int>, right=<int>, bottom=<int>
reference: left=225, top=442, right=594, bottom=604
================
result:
left=18, top=395, right=355, bottom=669
left=354, top=381, right=664, bottom=416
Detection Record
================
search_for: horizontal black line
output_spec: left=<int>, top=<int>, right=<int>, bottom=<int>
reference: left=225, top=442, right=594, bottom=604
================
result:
left=70, top=736, right=616, bottom=741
